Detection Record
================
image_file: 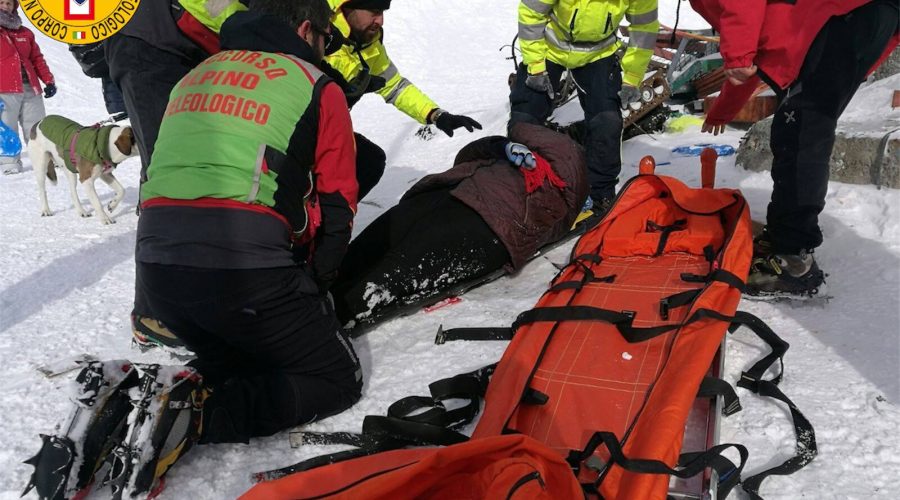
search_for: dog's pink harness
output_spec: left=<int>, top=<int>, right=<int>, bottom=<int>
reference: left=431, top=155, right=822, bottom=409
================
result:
left=68, top=123, right=115, bottom=175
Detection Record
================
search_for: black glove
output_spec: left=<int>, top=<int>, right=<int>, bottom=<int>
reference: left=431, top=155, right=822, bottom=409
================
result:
left=43, top=83, right=57, bottom=99
left=431, top=109, right=482, bottom=137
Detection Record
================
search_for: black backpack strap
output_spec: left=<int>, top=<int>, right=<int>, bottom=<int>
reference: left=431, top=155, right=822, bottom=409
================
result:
left=729, top=311, right=818, bottom=499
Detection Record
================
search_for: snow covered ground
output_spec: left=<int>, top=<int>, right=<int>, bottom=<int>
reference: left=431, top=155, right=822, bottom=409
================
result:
left=2, top=1, right=899, bottom=498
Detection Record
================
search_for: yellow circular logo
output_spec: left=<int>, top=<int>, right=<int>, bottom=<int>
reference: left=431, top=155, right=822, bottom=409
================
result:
left=20, top=0, right=139, bottom=44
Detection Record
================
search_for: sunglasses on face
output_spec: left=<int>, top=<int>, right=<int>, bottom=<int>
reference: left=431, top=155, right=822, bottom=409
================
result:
left=313, top=24, right=344, bottom=56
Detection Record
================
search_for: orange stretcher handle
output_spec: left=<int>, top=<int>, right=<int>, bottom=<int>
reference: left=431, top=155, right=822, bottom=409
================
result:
left=639, top=156, right=656, bottom=175
left=700, top=148, right=717, bottom=188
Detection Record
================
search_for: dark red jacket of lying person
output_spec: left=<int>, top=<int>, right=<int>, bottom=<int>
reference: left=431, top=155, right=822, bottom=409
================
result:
left=404, top=122, right=588, bottom=270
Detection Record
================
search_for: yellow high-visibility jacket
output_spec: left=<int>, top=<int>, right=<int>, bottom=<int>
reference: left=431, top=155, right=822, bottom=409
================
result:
left=177, top=0, right=248, bottom=34
left=518, top=0, right=659, bottom=87
left=325, top=0, right=439, bottom=124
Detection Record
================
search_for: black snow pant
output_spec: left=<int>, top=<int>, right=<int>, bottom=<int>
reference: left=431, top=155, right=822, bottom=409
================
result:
left=331, top=187, right=510, bottom=327
left=135, top=262, right=363, bottom=444
left=355, top=132, right=386, bottom=200
left=766, top=0, right=899, bottom=254
left=509, top=55, right=623, bottom=203
left=105, top=35, right=201, bottom=181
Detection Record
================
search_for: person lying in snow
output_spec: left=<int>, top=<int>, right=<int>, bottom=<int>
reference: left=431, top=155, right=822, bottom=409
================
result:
left=331, top=122, right=588, bottom=332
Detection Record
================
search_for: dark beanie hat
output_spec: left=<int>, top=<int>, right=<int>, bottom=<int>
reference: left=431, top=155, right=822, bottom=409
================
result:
left=343, top=0, right=391, bottom=10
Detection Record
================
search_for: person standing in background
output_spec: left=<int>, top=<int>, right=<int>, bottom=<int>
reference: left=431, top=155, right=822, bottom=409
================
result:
left=695, top=0, right=899, bottom=298
left=0, top=0, right=55, bottom=175
left=508, top=0, right=659, bottom=215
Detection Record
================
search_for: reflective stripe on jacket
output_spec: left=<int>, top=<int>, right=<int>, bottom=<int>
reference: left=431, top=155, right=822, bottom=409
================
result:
left=177, top=0, right=248, bottom=34
left=518, top=0, right=659, bottom=87
left=325, top=0, right=438, bottom=123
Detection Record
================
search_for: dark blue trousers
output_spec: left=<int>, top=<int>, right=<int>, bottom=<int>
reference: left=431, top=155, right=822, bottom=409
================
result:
left=509, top=55, right=623, bottom=202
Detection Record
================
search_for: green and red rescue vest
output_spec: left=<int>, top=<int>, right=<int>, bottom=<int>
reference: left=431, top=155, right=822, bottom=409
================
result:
left=141, top=50, right=324, bottom=236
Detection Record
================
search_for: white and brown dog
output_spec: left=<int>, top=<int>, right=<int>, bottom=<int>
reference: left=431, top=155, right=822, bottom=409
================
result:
left=29, top=115, right=138, bottom=224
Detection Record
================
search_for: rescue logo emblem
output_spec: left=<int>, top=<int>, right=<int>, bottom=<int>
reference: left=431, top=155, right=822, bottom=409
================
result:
left=20, top=0, right=138, bottom=44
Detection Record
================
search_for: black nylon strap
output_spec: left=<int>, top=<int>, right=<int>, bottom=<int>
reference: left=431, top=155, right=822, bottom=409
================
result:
left=386, top=396, right=465, bottom=428
left=512, top=306, right=680, bottom=343
left=678, top=451, right=742, bottom=500
left=388, top=365, right=493, bottom=429
left=252, top=441, right=396, bottom=483
left=436, top=304, right=740, bottom=345
left=549, top=272, right=616, bottom=293
left=739, top=380, right=818, bottom=500
left=697, top=376, right=742, bottom=417
left=550, top=252, right=602, bottom=284
left=575, top=431, right=748, bottom=489
left=646, top=219, right=687, bottom=256
left=361, top=415, right=469, bottom=447
left=292, top=430, right=380, bottom=448
left=573, top=253, right=602, bottom=264
left=549, top=260, right=596, bottom=292
left=730, top=311, right=788, bottom=387
left=709, top=269, right=746, bottom=291
left=680, top=269, right=746, bottom=292
left=271, top=363, right=493, bottom=481
left=659, top=288, right=702, bottom=320
left=434, top=325, right=513, bottom=344
left=728, top=311, right=817, bottom=499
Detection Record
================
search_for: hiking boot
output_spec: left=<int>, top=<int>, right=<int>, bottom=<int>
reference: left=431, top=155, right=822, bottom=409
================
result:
left=572, top=197, right=613, bottom=230
left=753, top=226, right=774, bottom=257
left=745, top=251, right=827, bottom=299
left=24, top=360, right=138, bottom=500
left=593, top=197, right=614, bottom=217
left=131, top=312, right=193, bottom=359
left=107, top=364, right=208, bottom=499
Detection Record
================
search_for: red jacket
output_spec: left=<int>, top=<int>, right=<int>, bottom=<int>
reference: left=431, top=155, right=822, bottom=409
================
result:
left=0, top=24, right=54, bottom=95
left=691, top=0, right=899, bottom=125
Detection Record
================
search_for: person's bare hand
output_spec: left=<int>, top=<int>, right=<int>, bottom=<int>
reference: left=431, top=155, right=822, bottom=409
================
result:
left=724, top=65, right=757, bottom=86
left=701, top=121, right=726, bottom=136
